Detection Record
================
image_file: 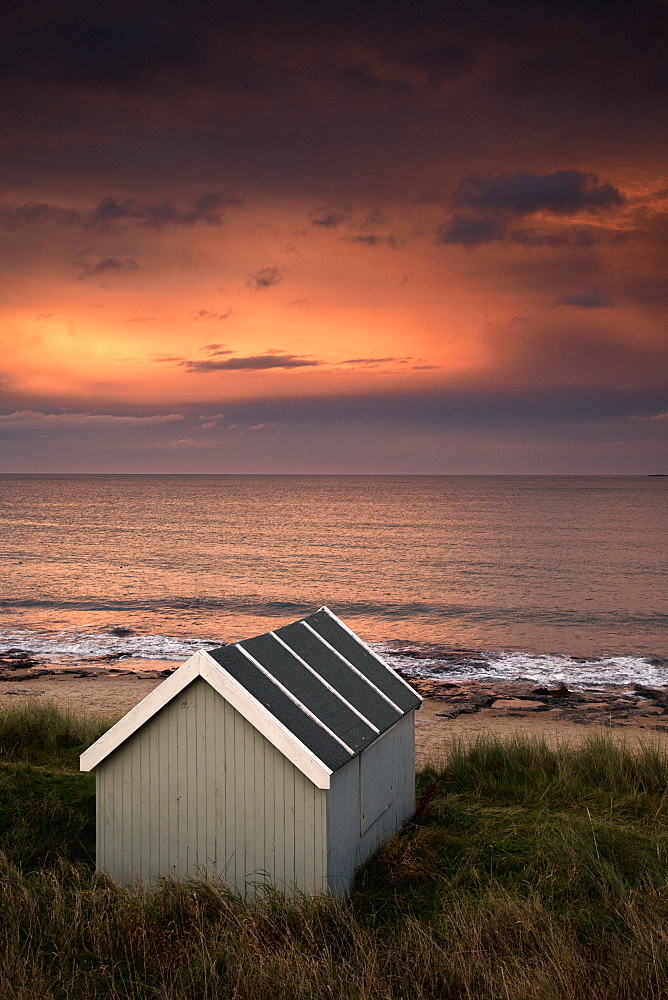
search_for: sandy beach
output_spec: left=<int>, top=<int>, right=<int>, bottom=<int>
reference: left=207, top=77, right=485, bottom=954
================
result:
left=2, top=663, right=668, bottom=765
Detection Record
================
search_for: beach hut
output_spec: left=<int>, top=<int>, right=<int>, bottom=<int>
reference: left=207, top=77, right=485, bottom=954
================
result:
left=80, top=607, right=422, bottom=897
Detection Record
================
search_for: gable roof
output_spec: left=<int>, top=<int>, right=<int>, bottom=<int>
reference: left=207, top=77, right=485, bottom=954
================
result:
left=80, top=607, right=422, bottom=789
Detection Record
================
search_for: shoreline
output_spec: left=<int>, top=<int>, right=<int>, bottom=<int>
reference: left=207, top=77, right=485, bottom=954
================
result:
left=3, top=659, right=668, bottom=764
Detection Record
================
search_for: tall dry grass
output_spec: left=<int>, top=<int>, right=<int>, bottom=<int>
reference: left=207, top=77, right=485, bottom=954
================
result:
left=0, top=699, right=114, bottom=765
left=2, top=856, right=668, bottom=999
left=2, top=704, right=668, bottom=998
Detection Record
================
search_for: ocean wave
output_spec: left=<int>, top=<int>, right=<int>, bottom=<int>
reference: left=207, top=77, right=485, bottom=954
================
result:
left=0, top=626, right=218, bottom=664
left=376, top=643, right=668, bottom=690
left=1, top=594, right=665, bottom=630
left=1, top=624, right=666, bottom=689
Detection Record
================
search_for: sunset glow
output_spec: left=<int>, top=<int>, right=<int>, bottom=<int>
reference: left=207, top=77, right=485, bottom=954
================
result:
left=1, top=0, right=667, bottom=472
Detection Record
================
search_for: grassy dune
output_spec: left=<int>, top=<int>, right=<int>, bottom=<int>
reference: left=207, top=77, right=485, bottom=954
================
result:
left=2, top=701, right=668, bottom=998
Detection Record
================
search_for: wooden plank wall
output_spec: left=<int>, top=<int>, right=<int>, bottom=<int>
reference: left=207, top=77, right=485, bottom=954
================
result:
left=325, top=711, right=416, bottom=895
left=96, top=677, right=327, bottom=896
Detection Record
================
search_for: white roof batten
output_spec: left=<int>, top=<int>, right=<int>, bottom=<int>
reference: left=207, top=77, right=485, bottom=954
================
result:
left=269, top=631, right=381, bottom=735
left=300, top=620, right=404, bottom=715
left=320, top=606, right=423, bottom=701
left=234, top=643, right=356, bottom=755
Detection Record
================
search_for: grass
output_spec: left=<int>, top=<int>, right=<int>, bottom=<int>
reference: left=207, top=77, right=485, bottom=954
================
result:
left=0, top=699, right=114, bottom=767
left=0, top=701, right=114, bottom=869
left=2, top=702, right=668, bottom=998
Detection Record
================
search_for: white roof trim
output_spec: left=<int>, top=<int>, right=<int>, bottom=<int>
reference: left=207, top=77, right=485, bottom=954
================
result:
left=319, top=606, right=423, bottom=704
left=80, top=649, right=333, bottom=788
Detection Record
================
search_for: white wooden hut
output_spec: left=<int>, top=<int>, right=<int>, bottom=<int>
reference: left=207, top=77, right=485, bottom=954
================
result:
left=80, top=607, right=422, bottom=897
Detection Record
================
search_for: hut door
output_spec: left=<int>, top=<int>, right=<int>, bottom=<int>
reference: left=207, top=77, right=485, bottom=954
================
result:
left=359, top=728, right=396, bottom=835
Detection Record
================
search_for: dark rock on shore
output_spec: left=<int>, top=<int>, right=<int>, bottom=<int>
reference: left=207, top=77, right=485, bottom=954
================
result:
left=531, top=683, right=571, bottom=698
left=405, top=675, right=668, bottom=728
left=0, top=649, right=40, bottom=669
left=83, top=652, right=134, bottom=664
left=633, top=685, right=668, bottom=707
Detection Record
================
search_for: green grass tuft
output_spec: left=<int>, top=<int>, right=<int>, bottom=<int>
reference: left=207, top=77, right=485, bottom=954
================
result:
left=0, top=699, right=116, bottom=766
left=2, top=710, right=668, bottom=998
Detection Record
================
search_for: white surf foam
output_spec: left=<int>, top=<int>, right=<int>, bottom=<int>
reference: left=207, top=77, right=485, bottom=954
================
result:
left=374, top=645, right=668, bottom=691
left=2, top=627, right=665, bottom=689
left=0, top=627, right=218, bottom=665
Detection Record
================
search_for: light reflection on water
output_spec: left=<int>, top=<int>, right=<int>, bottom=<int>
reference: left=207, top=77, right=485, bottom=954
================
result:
left=0, top=476, right=666, bottom=670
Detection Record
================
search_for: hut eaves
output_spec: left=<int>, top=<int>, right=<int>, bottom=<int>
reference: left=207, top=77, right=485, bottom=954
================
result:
left=80, top=607, right=421, bottom=788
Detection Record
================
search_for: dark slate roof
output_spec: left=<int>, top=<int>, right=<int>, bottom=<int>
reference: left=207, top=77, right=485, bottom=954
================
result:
left=207, top=606, right=421, bottom=773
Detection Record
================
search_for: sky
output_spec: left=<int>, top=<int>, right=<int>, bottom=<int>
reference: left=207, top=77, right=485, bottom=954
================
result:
left=1, top=0, right=667, bottom=473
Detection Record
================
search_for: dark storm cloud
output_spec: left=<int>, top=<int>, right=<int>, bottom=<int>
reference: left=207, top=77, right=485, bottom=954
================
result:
left=3, top=0, right=667, bottom=210
left=217, top=385, right=668, bottom=431
left=6, top=384, right=668, bottom=433
left=557, top=289, right=614, bottom=309
left=437, top=170, right=624, bottom=247
left=0, top=7, right=204, bottom=90
left=3, top=0, right=668, bottom=110
left=76, top=257, right=138, bottom=280
left=248, top=267, right=283, bottom=290
left=435, top=214, right=505, bottom=247
left=181, top=353, right=319, bottom=372
left=52, top=15, right=201, bottom=89
left=451, top=170, right=624, bottom=217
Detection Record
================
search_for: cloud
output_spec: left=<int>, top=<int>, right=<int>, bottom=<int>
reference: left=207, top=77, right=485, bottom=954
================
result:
left=435, top=214, right=505, bottom=247
left=90, top=192, right=234, bottom=229
left=1, top=12, right=205, bottom=91
left=76, top=257, right=138, bottom=280
left=181, top=353, right=319, bottom=371
left=177, top=386, right=668, bottom=432
left=248, top=267, right=283, bottom=289
left=632, top=411, right=668, bottom=422
left=0, top=410, right=184, bottom=432
left=0, top=202, right=82, bottom=229
left=201, top=344, right=234, bottom=356
left=557, top=289, right=614, bottom=309
left=0, top=193, right=236, bottom=232
left=508, top=227, right=599, bottom=248
left=190, top=309, right=232, bottom=321
left=345, top=233, right=398, bottom=247
left=437, top=170, right=625, bottom=247
left=451, top=169, right=624, bottom=217
left=311, top=209, right=351, bottom=228
left=341, top=357, right=400, bottom=364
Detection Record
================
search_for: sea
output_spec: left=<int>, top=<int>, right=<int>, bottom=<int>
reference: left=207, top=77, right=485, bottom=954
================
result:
left=0, top=475, right=666, bottom=691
